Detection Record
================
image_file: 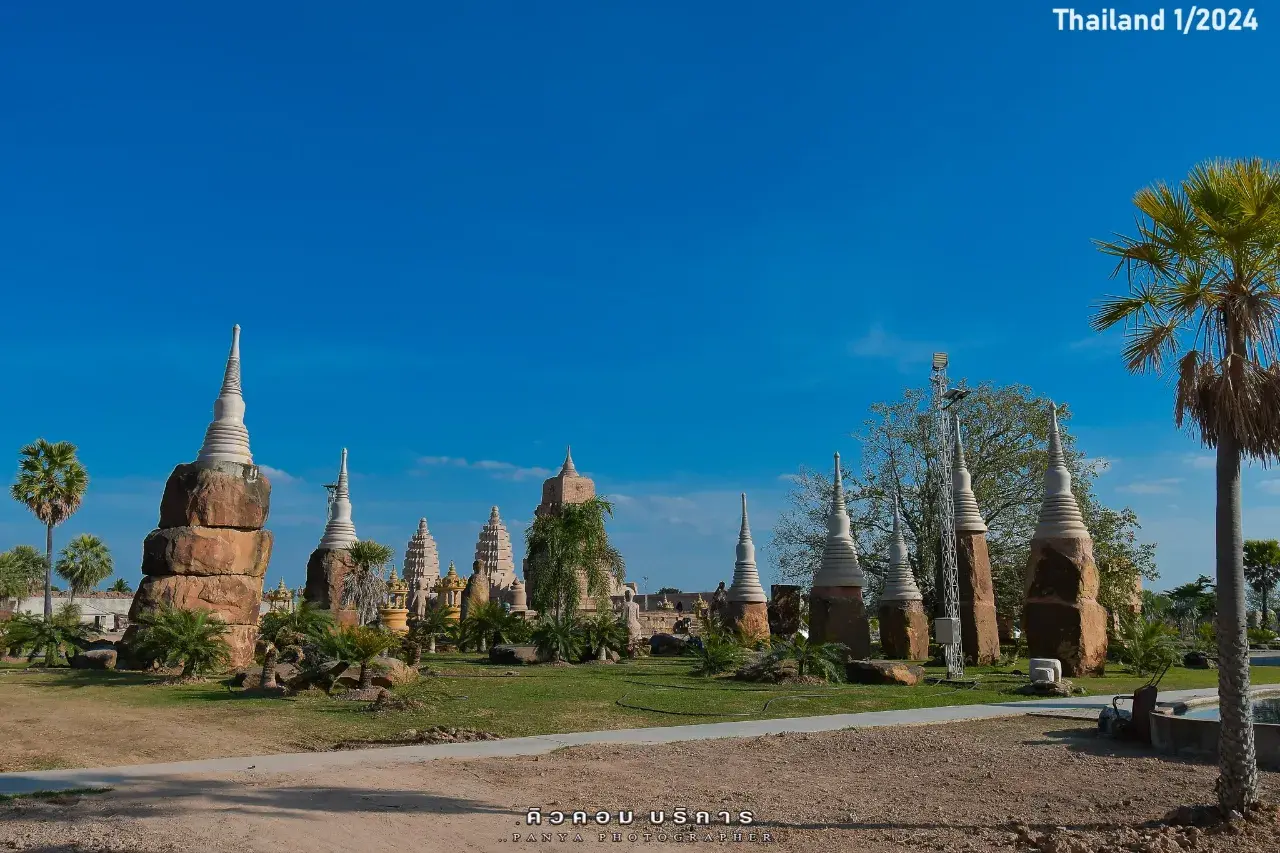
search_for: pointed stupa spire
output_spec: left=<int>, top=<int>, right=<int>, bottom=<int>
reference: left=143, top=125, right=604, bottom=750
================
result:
left=880, top=494, right=923, bottom=602
left=318, top=448, right=358, bottom=549
left=1033, top=404, right=1090, bottom=539
left=727, top=493, right=766, bottom=603
left=195, top=325, right=254, bottom=465
left=560, top=445, right=578, bottom=476
left=952, top=418, right=988, bottom=533
left=813, top=452, right=865, bottom=588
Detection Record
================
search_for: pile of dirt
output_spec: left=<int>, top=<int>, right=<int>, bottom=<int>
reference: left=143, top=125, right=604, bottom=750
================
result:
left=333, top=726, right=500, bottom=749
left=365, top=691, right=437, bottom=713
left=1015, top=802, right=1280, bottom=853
left=334, top=687, right=388, bottom=702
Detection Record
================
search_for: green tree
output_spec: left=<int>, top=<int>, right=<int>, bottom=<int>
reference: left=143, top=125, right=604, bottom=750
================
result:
left=1091, top=157, right=1280, bottom=812
left=524, top=497, right=625, bottom=617
left=55, top=534, right=114, bottom=606
left=9, top=440, right=89, bottom=620
left=768, top=635, right=849, bottom=681
left=531, top=613, right=583, bottom=663
left=1167, top=575, right=1217, bottom=632
left=771, top=383, right=1153, bottom=626
left=257, top=601, right=334, bottom=688
left=461, top=600, right=508, bottom=653
left=7, top=604, right=93, bottom=666
left=656, top=587, right=682, bottom=595
left=579, top=610, right=628, bottom=662
left=1244, top=540, right=1280, bottom=630
left=406, top=605, right=454, bottom=657
left=109, top=578, right=132, bottom=594
left=133, top=606, right=231, bottom=678
left=341, top=625, right=399, bottom=690
left=0, top=545, right=47, bottom=605
left=341, top=540, right=394, bottom=625
left=1116, top=616, right=1181, bottom=677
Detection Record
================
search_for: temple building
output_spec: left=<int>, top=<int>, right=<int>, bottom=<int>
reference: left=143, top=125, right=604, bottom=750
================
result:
left=474, top=506, right=518, bottom=597
left=403, top=517, right=440, bottom=618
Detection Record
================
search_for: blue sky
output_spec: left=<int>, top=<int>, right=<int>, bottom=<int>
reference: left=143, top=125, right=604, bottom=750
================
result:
left=2, top=3, right=1278, bottom=597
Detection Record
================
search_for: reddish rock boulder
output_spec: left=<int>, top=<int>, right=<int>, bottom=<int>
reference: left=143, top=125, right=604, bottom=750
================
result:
left=810, top=586, right=871, bottom=658
left=957, top=532, right=1001, bottom=665
left=158, top=461, right=271, bottom=530
left=846, top=659, right=925, bottom=686
left=728, top=601, right=770, bottom=643
left=141, top=526, right=272, bottom=578
left=305, top=548, right=357, bottom=611
left=130, top=573, right=262, bottom=626
left=1024, top=536, right=1108, bottom=676
left=878, top=601, right=930, bottom=660
left=768, top=585, right=803, bottom=637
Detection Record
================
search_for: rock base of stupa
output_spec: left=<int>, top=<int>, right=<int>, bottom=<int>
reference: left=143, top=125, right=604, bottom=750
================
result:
left=728, top=601, right=770, bottom=643
left=768, top=585, right=803, bottom=637
left=957, top=532, right=1002, bottom=665
left=878, top=600, right=930, bottom=660
left=122, top=461, right=272, bottom=670
left=304, top=547, right=357, bottom=612
left=461, top=568, right=491, bottom=622
left=1024, top=536, right=1109, bottom=676
left=809, top=586, right=871, bottom=658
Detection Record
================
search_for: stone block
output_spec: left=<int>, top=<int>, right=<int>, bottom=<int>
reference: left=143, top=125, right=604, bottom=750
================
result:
left=141, top=526, right=273, bottom=579
left=846, top=659, right=925, bottom=686
left=878, top=601, right=930, bottom=660
left=490, top=644, right=540, bottom=665
left=957, top=532, right=1001, bottom=665
left=129, top=573, right=264, bottom=627
left=809, top=586, right=871, bottom=658
left=768, top=585, right=803, bottom=637
left=158, top=461, right=272, bottom=530
left=70, top=649, right=117, bottom=670
left=728, top=601, right=770, bottom=643
left=1025, top=537, right=1101, bottom=602
left=304, top=547, right=357, bottom=611
left=649, top=633, right=688, bottom=656
left=1028, top=657, right=1062, bottom=682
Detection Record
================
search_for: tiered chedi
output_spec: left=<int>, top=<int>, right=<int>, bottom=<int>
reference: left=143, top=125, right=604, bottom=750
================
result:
left=1023, top=404, right=1108, bottom=676
left=952, top=421, right=1001, bottom=665
left=436, top=561, right=466, bottom=622
left=403, top=517, right=440, bottom=618
left=808, top=453, right=870, bottom=657
left=528, top=446, right=625, bottom=609
left=877, top=495, right=929, bottom=660
left=726, top=494, right=770, bottom=642
left=474, top=505, right=518, bottom=598
left=303, top=449, right=359, bottom=620
left=122, top=325, right=273, bottom=670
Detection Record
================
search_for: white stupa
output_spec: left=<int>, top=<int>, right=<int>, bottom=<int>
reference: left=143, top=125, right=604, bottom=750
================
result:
left=952, top=419, right=988, bottom=534
left=879, top=495, right=922, bottom=602
left=727, top=493, right=767, bottom=603
left=1033, top=404, right=1090, bottom=539
left=560, top=445, right=578, bottom=476
left=404, top=517, right=441, bottom=588
left=812, top=452, right=865, bottom=588
left=318, top=448, right=358, bottom=549
left=474, top=506, right=517, bottom=590
left=195, top=325, right=253, bottom=465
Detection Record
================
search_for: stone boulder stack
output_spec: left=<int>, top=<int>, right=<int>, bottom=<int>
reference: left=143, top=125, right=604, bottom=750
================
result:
left=877, top=496, right=929, bottom=660
left=122, top=326, right=272, bottom=670
left=726, top=494, right=769, bottom=642
left=1023, top=404, right=1108, bottom=676
left=952, top=422, right=1001, bottom=665
left=809, top=453, right=870, bottom=658
left=303, top=449, right=358, bottom=618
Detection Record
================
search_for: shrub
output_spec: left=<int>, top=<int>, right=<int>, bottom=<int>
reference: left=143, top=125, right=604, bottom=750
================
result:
left=1248, top=627, right=1278, bottom=647
left=6, top=604, right=93, bottom=666
left=1117, top=617, right=1181, bottom=676
left=132, top=606, right=231, bottom=677
left=689, top=629, right=744, bottom=676
left=769, top=635, right=848, bottom=682
left=531, top=613, right=582, bottom=663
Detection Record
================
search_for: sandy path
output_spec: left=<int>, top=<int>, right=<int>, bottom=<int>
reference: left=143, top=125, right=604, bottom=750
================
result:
left=4, top=715, right=1280, bottom=852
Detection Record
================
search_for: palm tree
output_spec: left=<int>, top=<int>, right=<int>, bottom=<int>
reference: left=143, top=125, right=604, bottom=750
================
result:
left=461, top=600, right=508, bottom=653
left=9, top=440, right=89, bottom=620
left=769, top=635, right=848, bottom=681
left=524, top=497, right=625, bottom=618
left=407, top=605, right=454, bottom=657
left=580, top=610, right=628, bottom=662
left=341, top=540, right=394, bottom=625
left=0, top=545, right=47, bottom=607
left=133, top=605, right=231, bottom=678
left=1091, top=158, right=1280, bottom=812
left=7, top=604, right=93, bottom=666
left=55, top=534, right=114, bottom=607
left=109, top=578, right=132, bottom=594
left=1244, top=540, right=1280, bottom=630
left=1116, top=616, right=1181, bottom=677
left=257, top=601, right=334, bottom=688
left=342, top=625, right=399, bottom=690
left=531, top=613, right=583, bottom=663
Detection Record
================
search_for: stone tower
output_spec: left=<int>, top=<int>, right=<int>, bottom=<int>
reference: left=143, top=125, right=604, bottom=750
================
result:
left=436, top=561, right=466, bottom=622
left=952, top=420, right=1001, bottom=664
left=877, top=495, right=929, bottom=660
left=303, top=449, right=359, bottom=617
left=1024, top=404, right=1108, bottom=676
left=474, top=506, right=518, bottom=597
left=403, top=517, right=440, bottom=619
left=123, top=325, right=273, bottom=670
left=726, top=494, right=770, bottom=642
left=528, top=446, right=624, bottom=609
left=809, top=453, right=870, bottom=657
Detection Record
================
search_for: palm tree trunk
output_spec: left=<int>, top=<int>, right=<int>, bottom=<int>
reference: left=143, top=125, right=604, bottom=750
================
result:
left=428, top=635, right=437, bottom=654
left=409, top=642, right=422, bottom=666
left=597, top=642, right=607, bottom=661
left=44, top=523, right=54, bottom=620
left=358, top=661, right=374, bottom=690
left=1215, top=431, right=1258, bottom=813
left=260, top=645, right=279, bottom=689
left=479, top=637, right=487, bottom=653
left=181, top=659, right=195, bottom=679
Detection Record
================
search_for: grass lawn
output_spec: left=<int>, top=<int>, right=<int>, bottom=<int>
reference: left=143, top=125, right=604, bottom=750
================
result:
left=2, top=654, right=1277, bottom=773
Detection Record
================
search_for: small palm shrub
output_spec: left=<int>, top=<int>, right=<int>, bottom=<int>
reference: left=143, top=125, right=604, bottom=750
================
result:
left=461, top=601, right=507, bottom=653
left=769, top=635, right=848, bottom=682
left=580, top=611, right=628, bottom=661
left=689, top=628, right=743, bottom=676
left=1191, top=621, right=1216, bottom=654
left=1247, top=627, right=1278, bottom=647
left=405, top=606, right=454, bottom=660
left=1117, top=617, right=1181, bottom=676
left=531, top=613, right=582, bottom=663
left=342, top=625, right=400, bottom=690
left=7, top=604, right=93, bottom=666
left=133, top=606, right=231, bottom=677
left=257, top=601, right=334, bottom=687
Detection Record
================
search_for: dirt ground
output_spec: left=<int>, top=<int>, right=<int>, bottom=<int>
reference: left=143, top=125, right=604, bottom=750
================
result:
left=2, top=715, right=1278, bottom=853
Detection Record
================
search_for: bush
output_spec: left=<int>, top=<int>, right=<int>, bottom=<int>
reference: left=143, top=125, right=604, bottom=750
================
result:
left=768, top=635, right=848, bottom=682
left=132, top=606, right=231, bottom=677
left=1248, top=627, right=1278, bottom=647
left=6, top=605, right=93, bottom=666
left=531, top=613, right=582, bottom=663
left=1117, top=617, right=1180, bottom=677
left=689, top=629, right=744, bottom=676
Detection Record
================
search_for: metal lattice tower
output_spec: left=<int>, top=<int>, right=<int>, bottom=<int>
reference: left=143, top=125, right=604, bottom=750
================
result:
left=931, top=354, right=965, bottom=680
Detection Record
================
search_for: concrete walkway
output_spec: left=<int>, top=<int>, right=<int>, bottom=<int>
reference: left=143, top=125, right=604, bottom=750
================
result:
left=0, top=687, right=1222, bottom=796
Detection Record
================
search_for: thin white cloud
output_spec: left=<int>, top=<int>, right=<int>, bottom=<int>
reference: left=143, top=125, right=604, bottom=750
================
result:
left=1259, top=479, right=1280, bottom=496
left=416, top=456, right=552, bottom=481
left=1118, top=478, right=1183, bottom=495
left=258, top=465, right=298, bottom=484
left=777, top=473, right=802, bottom=484
left=1182, top=453, right=1216, bottom=471
left=848, top=324, right=942, bottom=371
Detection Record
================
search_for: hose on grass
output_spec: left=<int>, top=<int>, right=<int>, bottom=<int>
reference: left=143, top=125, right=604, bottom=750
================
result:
left=615, top=690, right=842, bottom=717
